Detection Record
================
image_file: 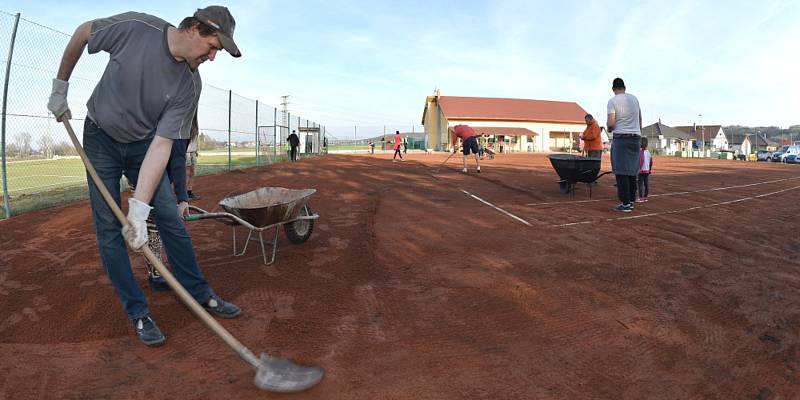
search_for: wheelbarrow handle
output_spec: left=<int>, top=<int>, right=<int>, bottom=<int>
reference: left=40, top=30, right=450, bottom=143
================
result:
left=184, top=212, right=232, bottom=222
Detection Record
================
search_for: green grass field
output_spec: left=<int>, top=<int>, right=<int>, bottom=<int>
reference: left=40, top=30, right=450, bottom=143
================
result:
left=0, top=149, right=294, bottom=219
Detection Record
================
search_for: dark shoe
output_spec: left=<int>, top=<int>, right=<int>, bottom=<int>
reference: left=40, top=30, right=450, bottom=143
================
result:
left=187, top=191, right=201, bottom=201
left=133, top=315, right=166, bottom=347
left=614, top=203, right=632, bottom=213
left=148, top=273, right=170, bottom=292
left=203, top=294, right=241, bottom=319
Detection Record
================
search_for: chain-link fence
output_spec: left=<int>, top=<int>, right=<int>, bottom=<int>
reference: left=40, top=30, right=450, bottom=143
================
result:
left=0, top=11, right=326, bottom=219
left=324, top=125, right=427, bottom=153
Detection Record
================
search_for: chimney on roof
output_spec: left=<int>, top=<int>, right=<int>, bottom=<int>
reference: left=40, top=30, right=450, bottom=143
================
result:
left=434, top=88, right=441, bottom=98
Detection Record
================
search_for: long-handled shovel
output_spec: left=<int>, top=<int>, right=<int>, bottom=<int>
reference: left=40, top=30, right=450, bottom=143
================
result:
left=61, top=118, right=324, bottom=393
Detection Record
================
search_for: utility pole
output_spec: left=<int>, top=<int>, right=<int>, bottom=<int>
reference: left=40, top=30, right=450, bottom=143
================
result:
left=280, top=95, right=291, bottom=126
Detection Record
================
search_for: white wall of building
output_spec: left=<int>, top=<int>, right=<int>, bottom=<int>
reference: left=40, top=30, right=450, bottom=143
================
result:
left=714, top=128, right=728, bottom=150
left=446, top=119, right=586, bottom=152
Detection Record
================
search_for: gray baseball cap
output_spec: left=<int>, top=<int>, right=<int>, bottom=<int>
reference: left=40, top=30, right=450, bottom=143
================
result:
left=194, top=6, right=241, bottom=57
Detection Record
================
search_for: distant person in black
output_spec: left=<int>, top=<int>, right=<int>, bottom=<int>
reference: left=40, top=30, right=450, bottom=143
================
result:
left=287, top=130, right=300, bottom=161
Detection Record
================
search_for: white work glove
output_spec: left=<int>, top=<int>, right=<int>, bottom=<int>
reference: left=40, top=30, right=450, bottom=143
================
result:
left=123, top=198, right=152, bottom=251
left=177, top=201, right=189, bottom=217
left=47, top=79, right=72, bottom=122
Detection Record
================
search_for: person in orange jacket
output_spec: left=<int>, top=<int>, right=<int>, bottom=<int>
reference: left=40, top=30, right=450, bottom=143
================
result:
left=580, top=114, right=604, bottom=158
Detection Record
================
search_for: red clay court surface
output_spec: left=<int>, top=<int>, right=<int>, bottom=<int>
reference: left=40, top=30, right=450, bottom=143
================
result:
left=1, top=152, right=799, bottom=399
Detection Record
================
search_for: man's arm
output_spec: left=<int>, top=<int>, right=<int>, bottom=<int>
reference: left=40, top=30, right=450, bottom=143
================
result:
left=638, top=107, right=643, bottom=130
left=607, top=113, right=616, bottom=132
left=134, top=136, right=173, bottom=204
left=48, top=21, right=92, bottom=121
left=56, top=21, right=92, bottom=81
left=583, top=124, right=598, bottom=141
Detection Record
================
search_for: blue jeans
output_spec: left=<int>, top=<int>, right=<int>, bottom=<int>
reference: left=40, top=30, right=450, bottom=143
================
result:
left=83, top=118, right=212, bottom=320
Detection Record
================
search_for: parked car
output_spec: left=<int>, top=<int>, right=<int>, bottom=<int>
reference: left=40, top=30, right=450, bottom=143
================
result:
left=771, top=145, right=796, bottom=162
left=785, top=154, right=799, bottom=164
left=779, top=145, right=800, bottom=162
left=756, top=150, right=772, bottom=161
left=770, top=144, right=789, bottom=162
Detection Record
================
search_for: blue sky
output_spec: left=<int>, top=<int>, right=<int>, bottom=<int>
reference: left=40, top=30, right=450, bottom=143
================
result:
left=2, top=0, right=798, bottom=138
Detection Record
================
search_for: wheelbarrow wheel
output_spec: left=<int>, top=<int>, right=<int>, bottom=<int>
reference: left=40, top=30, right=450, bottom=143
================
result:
left=558, top=181, right=572, bottom=194
left=284, top=204, right=314, bottom=244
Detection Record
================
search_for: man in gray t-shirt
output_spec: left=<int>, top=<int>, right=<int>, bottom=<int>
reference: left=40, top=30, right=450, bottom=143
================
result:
left=47, top=6, right=242, bottom=346
left=606, top=77, right=642, bottom=213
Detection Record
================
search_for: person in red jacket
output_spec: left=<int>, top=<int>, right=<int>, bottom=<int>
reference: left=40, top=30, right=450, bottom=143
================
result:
left=580, top=114, right=604, bottom=158
left=450, top=124, right=481, bottom=173
left=392, top=130, right=405, bottom=162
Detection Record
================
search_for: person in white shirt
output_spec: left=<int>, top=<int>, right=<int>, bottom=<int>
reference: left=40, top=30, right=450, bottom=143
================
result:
left=607, top=77, right=642, bottom=213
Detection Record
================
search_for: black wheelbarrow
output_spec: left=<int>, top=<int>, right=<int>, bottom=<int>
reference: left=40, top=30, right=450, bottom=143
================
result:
left=548, top=154, right=612, bottom=198
left=185, top=187, right=319, bottom=265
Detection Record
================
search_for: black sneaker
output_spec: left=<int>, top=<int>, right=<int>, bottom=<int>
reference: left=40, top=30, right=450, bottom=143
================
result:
left=148, top=273, right=170, bottom=292
left=202, top=294, right=242, bottom=319
left=614, top=203, right=632, bottom=213
left=133, top=315, right=166, bottom=347
left=187, top=191, right=201, bottom=201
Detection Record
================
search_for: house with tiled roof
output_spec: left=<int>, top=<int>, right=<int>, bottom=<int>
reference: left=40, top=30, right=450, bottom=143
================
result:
left=421, top=93, right=589, bottom=152
left=641, top=121, right=693, bottom=155
left=674, top=125, right=728, bottom=150
left=727, top=132, right=778, bottom=154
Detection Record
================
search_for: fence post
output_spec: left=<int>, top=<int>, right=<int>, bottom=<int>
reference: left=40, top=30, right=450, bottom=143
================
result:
left=297, top=115, right=301, bottom=157
left=227, top=89, right=232, bottom=171
left=1, top=13, right=21, bottom=219
left=254, top=100, right=259, bottom=166
left=273, top=107, right=277, bottom=161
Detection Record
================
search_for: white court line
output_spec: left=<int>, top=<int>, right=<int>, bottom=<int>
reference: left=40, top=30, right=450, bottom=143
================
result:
left=526, top=175, right=800, bottom=206
left=462, top=190, right=532, bottom=226
left=555, top=184, right=800, bottom=227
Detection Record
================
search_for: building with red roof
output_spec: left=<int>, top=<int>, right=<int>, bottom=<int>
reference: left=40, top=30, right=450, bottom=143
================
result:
left=421, top=92, right=591, bottom=152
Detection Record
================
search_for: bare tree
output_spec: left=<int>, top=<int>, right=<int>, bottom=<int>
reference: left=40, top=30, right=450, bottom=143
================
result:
left=38, top=135, right=55, bottom=159
left=53, top=141, right=77, bottom=156
left=13, top=132, right=32, bottom=158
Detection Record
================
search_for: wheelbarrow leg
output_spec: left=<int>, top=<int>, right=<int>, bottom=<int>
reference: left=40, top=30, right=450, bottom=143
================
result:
left=232, top=226, right=237, bottom=256
left=233, top=227, right=256, bottom=257
left=256, top=227, right=279, bottom=265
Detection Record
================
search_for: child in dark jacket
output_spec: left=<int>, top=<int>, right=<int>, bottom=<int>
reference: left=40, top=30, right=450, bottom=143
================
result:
left=636, top=137, right=653, bottom=202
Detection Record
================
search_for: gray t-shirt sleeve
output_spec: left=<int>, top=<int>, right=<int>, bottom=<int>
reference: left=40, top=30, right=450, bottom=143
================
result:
left=88, top=12, right=143, bottom=55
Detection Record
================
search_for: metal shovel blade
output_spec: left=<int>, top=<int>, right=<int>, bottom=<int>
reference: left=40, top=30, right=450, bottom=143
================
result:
left=254, top=354, right=324, bottom=393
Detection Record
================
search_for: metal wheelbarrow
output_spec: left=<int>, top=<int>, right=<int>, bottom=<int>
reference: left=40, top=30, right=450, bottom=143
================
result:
left=185, top=187, right=319, bottom=265
left=548, top=154, right=612, bottom=198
